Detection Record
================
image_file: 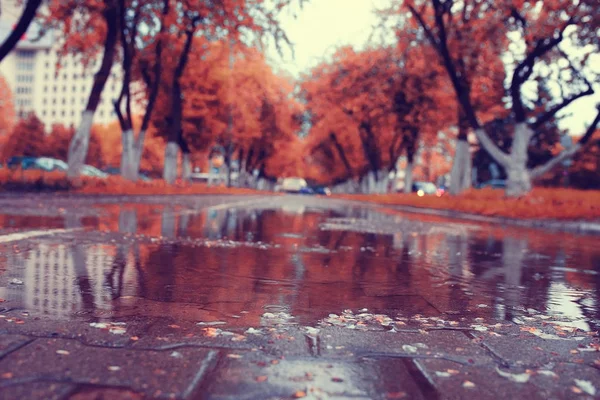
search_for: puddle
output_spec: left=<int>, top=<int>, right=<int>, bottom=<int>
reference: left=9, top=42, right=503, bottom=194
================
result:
left=1, top=199, right=600, bottom=330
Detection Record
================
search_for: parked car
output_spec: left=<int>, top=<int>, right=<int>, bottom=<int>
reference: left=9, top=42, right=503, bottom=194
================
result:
left=276, top=177, right=308, bottom=193
left=6, top=156, right=38, bottom=169
left=412, top=181, right=438, bottom=196
left=35, top=157, right=68, bottom=172
left=81, top=165, right=109, bottom=178
left=476, top=179, right=506, bottom=189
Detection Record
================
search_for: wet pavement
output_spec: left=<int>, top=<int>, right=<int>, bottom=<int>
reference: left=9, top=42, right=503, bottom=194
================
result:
left=0, top=193, right=599, bottom=399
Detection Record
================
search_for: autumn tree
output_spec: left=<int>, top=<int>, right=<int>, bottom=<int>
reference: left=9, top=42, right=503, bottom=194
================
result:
left=113, top=0, right=169, bottom=181
left=45, top=123, right=104, bottom=167
left=1, top=113, right=45, bottom=160
left=152, top=39, right=303, bottom=186
left=41, top=0, right=120, bottom=178
left=391, top=0, right=600, bottom=197
left=302, top=44, right=451, bottom=193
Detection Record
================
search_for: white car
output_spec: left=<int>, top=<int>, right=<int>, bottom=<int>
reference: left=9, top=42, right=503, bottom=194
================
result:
left=278, top=177, right=308, bottom=193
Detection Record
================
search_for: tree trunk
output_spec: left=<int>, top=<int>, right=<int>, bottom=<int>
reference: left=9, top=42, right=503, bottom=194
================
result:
left=130, top=130, right=146, bottom=181
left=505, top=123, right=534, bottom=197
left=403, top=158, right=414, bottom=194
left=449, top=139, right=470, bottom=195
left=67, top=1, right=118, bottom=178
left=182, top=152, right=192, bottom=182
left=67, top=111, right=94, bottom=178
left=120, top=129, right=136, bottom=180
left=163, top=142, right=179, bottom=184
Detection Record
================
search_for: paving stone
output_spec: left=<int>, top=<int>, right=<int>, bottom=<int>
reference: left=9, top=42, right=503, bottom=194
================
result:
left=0, top=333, right=32, bottom=359
left=319, top=327, right=493, bottom=365
left=68, top=386, right=144, bottom=400
left=415, top=358, right=548, bottom=400
left=480, top=327, right=599, bottom=368
left=0, top=382, right=74, bottom=400
left=0, top=338, right=218, bottom=399
left=0, top=312, right=154, bottom=348
left=205, top=353, right=424, bottom=400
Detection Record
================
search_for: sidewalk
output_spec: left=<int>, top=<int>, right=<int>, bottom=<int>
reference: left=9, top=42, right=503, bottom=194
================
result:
left=0, top=309, right=598, bottom=399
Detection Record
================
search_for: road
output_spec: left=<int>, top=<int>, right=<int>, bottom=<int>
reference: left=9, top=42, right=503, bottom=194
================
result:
left=0, top=193, right=598, bottom=399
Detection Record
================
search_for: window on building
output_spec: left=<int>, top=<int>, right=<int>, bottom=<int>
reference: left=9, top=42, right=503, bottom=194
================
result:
left=45, top=49, right=50, bottom=55
left=63, top=86, right=66, bottom=92
left=73, top=73, right=78, bottom=80
left=63, top=73, right=67, bottom=80
left=61, top=111, right=65, bottom=117
left=42, top=111, right=47, bottom=116
left=53, top=86, right=57, bottom=93
left=99, top=111, right=104, bottom=117
left=44, top=86, right=48, bottom=93
left=52, top=99, right=57, bottom=105
left=45, top=62, right=50, bottom=68
left=51, top=111, right=56, bottom=117
left=71, top=98, right=75, bottom=105
left=44, top=73, right=49, bottom=80
left=71, top=111, right=75, bottom=117
left=43, top=99, right=47, bottom=105
left=73, top=85, right=76, bottom=92
left=62, top=99, right=66, bottom=105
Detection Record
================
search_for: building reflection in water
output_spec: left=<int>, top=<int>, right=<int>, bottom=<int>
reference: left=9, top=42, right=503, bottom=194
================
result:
left=0, top=204, right=599, bottom=330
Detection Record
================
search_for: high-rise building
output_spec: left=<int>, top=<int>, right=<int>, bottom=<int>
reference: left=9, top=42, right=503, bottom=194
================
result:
left=0, top=16, right=124, bottom=131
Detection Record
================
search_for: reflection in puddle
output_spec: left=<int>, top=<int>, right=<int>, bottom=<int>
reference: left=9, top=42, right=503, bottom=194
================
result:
left=1, top=202, right=600, bottom=331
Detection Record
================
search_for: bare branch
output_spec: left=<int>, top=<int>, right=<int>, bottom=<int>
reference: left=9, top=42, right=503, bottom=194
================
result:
left=0, top=0, right=43, bottom=62
left=530, top=105, right=600, bottom=179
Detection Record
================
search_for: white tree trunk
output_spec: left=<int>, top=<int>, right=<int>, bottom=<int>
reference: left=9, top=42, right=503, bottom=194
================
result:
left=403, top=160, right=413, bottom=194
left=449, top=139, right=470, bottom=195
left=67, top=110, right=94, bottom=178
left=163, top=142, right=179, bottom=184
left=120, top=129, right=137, bottom=181
left=182, top=152, right=192, bottom=182
left=505, top=123, right=534, bottom=197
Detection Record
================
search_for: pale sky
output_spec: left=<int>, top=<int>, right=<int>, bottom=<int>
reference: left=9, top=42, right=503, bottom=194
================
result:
left=268, top=0, right=599, bottom=136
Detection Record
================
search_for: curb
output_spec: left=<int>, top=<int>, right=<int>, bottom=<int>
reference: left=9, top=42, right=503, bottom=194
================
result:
left=370, top=202, right=600, bottom=235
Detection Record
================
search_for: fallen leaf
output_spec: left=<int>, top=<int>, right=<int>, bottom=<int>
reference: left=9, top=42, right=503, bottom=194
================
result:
left=571, top=386, right=583, bottom=394
left=270, top=360, right=279, bottom=365
left=402, top=345, right=418, bottom=353
left=574, top=379, right=596, bottom=396
left=495, top=367, right=530, bottom=383
left=1, top=373, right=13, bottom=379
left=462, top=380, right=476, bottom=388
left=108, top=366, right=121, bottom=371
left=293, top=391, right=307, bottom=398
left=435, top=371, right=452, bottom=378
left=130, top=336, right=139, bottom=341
left=168, top=324, right=181, bottom=329
left=227, top=354, right=242, bottom=359
left=447, top=369, right=460, bottom=375
left=255, top=376, right=268, bottom=382
left=56, top=350, right=70, bottom=355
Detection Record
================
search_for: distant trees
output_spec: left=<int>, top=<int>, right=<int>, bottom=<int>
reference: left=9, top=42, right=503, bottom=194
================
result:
left=380, top=0, right=600, bottom=196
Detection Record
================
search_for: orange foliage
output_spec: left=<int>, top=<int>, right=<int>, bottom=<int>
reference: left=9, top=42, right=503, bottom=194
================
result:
left=302, top=44, right=455, bottom=184
left=0, top=168, right=269, bottom=195
left=1, top=113, right=46, bottom=161
left=0, top=75, right=14, bottom=145
left=336, top=188, right=600, bottom=220
left=151, top=38, right=303, bottom=177
left=93, top=119, right=164, bottom=174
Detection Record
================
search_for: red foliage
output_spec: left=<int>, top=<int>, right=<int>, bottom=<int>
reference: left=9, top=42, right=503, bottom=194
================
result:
left=337, top=188, right=600, bottom=220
